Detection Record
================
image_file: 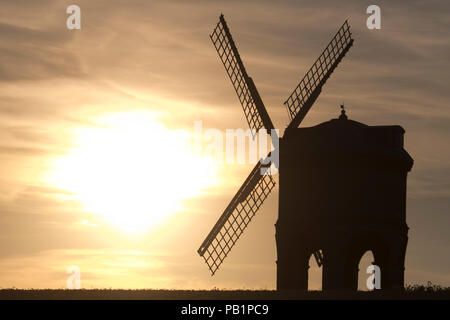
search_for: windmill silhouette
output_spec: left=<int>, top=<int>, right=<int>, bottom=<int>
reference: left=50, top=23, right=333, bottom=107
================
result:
left=198, top=15, right=413, bottom=291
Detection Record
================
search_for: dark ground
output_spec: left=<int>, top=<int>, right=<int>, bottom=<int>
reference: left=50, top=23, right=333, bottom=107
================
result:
left=0, top=284, right=449, bottom=300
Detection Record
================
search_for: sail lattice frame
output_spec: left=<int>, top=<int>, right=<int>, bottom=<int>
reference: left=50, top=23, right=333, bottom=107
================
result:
left=198, top=162, right=275, bottom=275
left=284, top=20, right=353, bottom=124
left=210, top=15, right=266, bottom=132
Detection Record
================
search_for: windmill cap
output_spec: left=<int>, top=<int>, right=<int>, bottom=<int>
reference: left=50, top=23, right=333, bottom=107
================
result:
left=281, top=117, right=413, bottom=172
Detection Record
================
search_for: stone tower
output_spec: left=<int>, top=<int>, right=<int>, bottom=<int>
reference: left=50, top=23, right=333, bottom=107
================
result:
left=276, top=109, right=414, bottom=290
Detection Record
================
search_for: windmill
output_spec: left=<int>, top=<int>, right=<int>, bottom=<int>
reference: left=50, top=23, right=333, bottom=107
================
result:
left=198, top=14, right=354, bottom=278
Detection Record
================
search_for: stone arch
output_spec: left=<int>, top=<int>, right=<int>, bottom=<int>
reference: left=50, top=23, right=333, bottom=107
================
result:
left=342, top=233, right=390, bottom=290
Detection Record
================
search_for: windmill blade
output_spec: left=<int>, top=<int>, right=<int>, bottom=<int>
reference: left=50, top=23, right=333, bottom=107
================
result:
left=314, top=250, right=323, bottom=267
left=285, top=20, right=354, bottom=130
left=210, top=14, right=274, bottom=132
left=198, top=158, right=276, bottom=275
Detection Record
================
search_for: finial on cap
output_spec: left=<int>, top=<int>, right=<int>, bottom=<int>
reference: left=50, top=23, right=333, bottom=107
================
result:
left=339, top=103, right=348, bottom=120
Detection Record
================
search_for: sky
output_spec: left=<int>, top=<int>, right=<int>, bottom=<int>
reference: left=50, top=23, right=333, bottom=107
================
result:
left=0, top=0, right=449, bottom=289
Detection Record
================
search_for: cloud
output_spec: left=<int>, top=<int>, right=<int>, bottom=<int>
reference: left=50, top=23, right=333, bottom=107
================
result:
left=0, top=22, right=85, bottom=82
left=0, top=0, right=449, bottom=288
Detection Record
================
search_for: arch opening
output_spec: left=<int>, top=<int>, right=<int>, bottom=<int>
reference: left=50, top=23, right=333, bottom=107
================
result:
left=308, top=253, right=322, bottom=291
left=357, top=250, right=376, bottom=291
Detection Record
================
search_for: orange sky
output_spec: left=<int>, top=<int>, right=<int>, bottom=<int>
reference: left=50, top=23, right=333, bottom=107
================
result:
left=0, top=0, right=449, bottom=289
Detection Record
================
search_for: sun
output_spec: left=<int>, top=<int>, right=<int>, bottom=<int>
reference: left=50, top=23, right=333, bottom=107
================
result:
left=45, top=111, right=216, bottom=233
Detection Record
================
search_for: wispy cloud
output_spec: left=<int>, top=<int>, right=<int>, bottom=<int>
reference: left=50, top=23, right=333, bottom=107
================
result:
left=0, top=0, right=449, bottom=288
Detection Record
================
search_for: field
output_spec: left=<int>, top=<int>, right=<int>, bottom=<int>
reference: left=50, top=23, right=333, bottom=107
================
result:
left=0, top=284, right=449, bottom=300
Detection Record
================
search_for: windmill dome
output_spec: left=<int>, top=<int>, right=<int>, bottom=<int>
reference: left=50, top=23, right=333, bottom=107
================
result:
left=282, top=109, right=413, bottom=172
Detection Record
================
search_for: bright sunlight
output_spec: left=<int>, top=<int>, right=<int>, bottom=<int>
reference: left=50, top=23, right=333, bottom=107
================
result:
left=45, top=111, right=216, bottom=233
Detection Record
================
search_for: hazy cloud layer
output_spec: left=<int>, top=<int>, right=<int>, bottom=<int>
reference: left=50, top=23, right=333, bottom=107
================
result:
left=0, top=0, right=449, bottom=288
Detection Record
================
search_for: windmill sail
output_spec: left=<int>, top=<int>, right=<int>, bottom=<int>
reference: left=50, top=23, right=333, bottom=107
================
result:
left=285, top=20, right=354, bottom=130
left=198, top=159, right=275, bottom=275
left=314, top=250, right=324, bottom=267
left=210, top=14, right=274, bottom=132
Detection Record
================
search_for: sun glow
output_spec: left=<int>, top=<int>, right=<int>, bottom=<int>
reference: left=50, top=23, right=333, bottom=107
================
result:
left=45, top=111, right=216, bottom=233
